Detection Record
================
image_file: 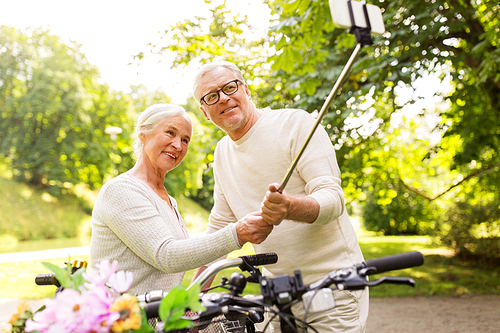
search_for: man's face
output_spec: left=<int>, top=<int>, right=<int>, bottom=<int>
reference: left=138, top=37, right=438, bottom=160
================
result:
left=198, top=67, right=253, bottom=136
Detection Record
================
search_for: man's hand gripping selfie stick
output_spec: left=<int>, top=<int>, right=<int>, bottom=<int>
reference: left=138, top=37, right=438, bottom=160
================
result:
left=278, top=0, right=385, bottom=193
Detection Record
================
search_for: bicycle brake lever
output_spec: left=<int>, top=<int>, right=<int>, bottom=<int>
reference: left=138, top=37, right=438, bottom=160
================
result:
left=238, top=257, right=262, bottom=283
left=366, top=276, right=415, bottom=287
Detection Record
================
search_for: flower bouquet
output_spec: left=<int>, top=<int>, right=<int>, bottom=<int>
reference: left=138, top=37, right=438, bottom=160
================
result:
left=5, top=260, right=204, bottom=333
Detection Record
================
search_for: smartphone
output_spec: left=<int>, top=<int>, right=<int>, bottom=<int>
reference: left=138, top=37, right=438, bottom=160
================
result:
left=329, top=0, right=385, bottom=35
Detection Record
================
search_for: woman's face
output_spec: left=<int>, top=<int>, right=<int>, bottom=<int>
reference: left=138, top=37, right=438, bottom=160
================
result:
left=141, top=114, right=192, bottom=174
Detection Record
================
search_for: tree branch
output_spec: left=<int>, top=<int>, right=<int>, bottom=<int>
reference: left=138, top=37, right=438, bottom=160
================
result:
left=399, top=161, right=500, bottom=202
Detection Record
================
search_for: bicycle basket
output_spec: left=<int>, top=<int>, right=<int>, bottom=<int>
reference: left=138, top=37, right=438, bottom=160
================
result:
left=158, top=312, right=247, bottom=333
left=196, top=313, right=247, bottom=333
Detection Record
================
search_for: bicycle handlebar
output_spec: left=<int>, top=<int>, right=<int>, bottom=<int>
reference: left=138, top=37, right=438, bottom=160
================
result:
left=35, top=273, right=61, bottom=287
left=187, top=252, right=278, bottom=290
left=363, top=251, right=424, bottom=275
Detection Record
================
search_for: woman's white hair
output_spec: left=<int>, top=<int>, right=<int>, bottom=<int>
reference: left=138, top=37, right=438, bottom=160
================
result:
left=133, top=104, right=192, bottom=159
left=192, top=61, right=246, bottom=103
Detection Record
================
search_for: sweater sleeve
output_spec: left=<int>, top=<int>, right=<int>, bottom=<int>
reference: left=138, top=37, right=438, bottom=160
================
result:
left=283, top=110, right=346, bottom=225
left=95, top=178, right=241, bottom=273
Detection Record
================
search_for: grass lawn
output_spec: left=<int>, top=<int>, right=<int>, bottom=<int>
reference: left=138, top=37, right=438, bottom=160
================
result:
left=1, top=236, right=499, bottom=300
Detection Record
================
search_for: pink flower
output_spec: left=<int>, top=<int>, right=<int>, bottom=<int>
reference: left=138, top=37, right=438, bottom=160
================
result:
left=83, top=285, right=121, bottom=332
left=108, top=270, right=134, bottom=294
left=83, top=259, right=118, bottom=289
left=25, top=289, right=84, bottom=332
left=25, top=259, right=143, bottom=333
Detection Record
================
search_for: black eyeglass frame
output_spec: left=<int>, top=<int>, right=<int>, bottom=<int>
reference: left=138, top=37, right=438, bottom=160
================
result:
left=200, top=79, right=241, bottom=106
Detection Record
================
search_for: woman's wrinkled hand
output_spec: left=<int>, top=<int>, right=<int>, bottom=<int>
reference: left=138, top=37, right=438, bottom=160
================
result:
left=235, top=211, right=273, bottom=246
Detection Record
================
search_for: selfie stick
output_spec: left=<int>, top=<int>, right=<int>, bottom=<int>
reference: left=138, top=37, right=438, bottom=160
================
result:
left=278, top=0, right=378, bottom=193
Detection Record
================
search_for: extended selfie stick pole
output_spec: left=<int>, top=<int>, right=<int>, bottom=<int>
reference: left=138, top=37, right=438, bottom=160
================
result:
left=278, top=1, right=376, bottom=193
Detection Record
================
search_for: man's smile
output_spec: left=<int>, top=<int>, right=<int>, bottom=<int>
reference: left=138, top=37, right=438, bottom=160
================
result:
left=221, top=106, right=237, bottom=114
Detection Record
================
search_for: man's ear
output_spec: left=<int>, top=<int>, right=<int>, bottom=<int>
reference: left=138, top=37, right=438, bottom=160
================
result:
left=200, top=105, right=210, bottom=120
left=139, top=132, right=146, bottom=144
left=244, top=84, right=252, bottom=100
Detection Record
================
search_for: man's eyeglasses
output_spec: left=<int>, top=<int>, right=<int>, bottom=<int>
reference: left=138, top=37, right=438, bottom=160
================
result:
left=200, top=79, right=241, bottom=106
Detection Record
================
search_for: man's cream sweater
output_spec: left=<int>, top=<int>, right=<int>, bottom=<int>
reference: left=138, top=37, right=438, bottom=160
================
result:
left=207, top=108, right=364, bottom=285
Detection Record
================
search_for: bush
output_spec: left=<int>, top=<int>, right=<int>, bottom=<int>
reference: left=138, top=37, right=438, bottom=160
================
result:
left=438, top=200, right=500, bottom=264
left=362, top=185, right=438, bottom=236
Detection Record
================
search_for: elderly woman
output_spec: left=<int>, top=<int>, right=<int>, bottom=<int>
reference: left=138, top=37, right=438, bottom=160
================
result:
left=90, top=104, right=272, bottom=294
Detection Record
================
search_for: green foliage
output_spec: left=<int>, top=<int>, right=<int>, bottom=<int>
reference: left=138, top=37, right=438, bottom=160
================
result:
left=359, top=235, right=500, bottom=296
left=8, top=303, right=35, bottom=333
left=137, top=311, right=155, bottom=333
left=362, top=187, right=436, bottom=235
left=0, top=26, right=210, bottom=208
left=342, top=112, right=444, bottom=235
left=0, top=26, right=136, bottom=191
left=264, top=0, right=500, bottom=241
left=138, top=0, right=270, bottom=77
left=0, top=175, right=211, bottom=244
left=438, top=200, right=500, bottom=263
left=158, top=284, right=205, bottom=331
left=41, top=261, right=86, bottom=291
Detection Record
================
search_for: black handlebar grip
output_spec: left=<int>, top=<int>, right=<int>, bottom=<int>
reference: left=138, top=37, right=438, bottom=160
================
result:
left=363, top=251, right=424, bottom=275
left=35, top=273, right=60, bottom=287
left=241, top=253, right=278, bottom=266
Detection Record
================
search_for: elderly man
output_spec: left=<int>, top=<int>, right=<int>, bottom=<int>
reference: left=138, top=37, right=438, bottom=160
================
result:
left=192, top=61, right=368, bottom=332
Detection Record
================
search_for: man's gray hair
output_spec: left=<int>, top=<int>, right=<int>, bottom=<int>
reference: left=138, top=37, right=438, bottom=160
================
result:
left=133, top=104, right=192, bottom=159
left=192, top=61, right=246, bottom=103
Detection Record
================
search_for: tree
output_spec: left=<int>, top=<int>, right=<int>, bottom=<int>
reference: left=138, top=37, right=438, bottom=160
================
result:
left=265, top=0, right=499, bottom=257
left=0, top=26, right=135, bottom=192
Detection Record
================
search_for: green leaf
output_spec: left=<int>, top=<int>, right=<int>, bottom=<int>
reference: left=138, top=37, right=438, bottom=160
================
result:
left=186, top=283, right=205, bottom=313
left=158, top=285, right=188, bottom=321
left=157, top=284, right=205, bottom=331
left=164, top=318, right=195, bottom=332
left=70, top=267, right=87, bottom=291
left=41, top=262, right=71, bottom=289
left=135, top=310, right=155, bottom=333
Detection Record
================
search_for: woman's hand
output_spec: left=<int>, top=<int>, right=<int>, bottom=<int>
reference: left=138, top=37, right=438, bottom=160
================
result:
left=235, top=212, right=273, bottom=246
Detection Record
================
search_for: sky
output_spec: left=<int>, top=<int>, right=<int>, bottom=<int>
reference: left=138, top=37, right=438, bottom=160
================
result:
left=0, top=0, right=270, bottom=104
